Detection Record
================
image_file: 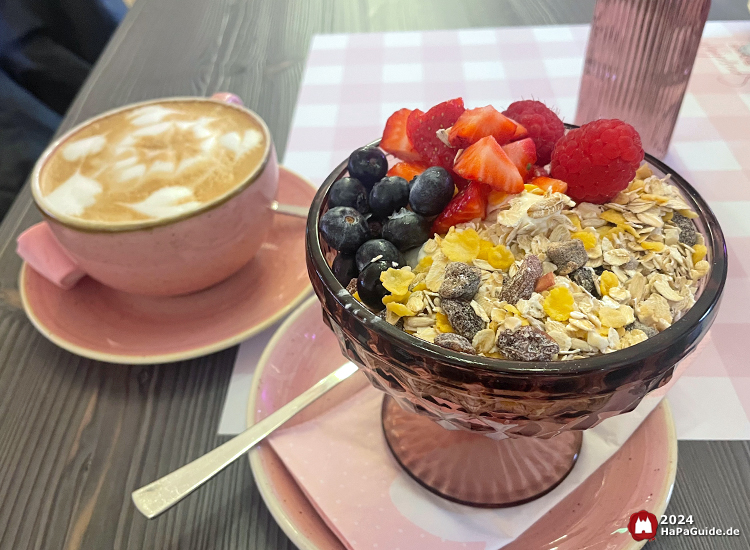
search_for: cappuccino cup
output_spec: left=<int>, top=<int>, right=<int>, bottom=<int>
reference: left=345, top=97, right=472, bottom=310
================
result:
left=18, top=94, right=278, bottom=296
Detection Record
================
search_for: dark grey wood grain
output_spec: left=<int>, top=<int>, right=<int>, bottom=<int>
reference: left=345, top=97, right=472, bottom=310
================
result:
left=0, top=1, right=748, bottom=549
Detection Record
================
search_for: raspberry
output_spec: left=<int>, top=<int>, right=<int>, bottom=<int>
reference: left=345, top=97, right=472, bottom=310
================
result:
left=503, top=100, right=565, bottom=165
left=550, top=119, right=644, bottom=204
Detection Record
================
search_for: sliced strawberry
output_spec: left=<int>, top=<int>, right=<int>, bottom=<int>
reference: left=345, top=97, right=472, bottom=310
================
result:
left=406, top=98, right=465, bottom=169
left=387, top=160, right=429, bottom=181
left=502, top=138, right=537, bottom=181
left=450, top=171, right=472, bottom=191
left=447, top=106, right=517, bottom=149
left=452, top=136, right=524, bottom=193
left=381, top=108, right=423, bottom=162
left=531, top=176, right=568, bottom=194
left=431, top=182, right=490, bottom=235
left=508, top=119, right=529, bottom=141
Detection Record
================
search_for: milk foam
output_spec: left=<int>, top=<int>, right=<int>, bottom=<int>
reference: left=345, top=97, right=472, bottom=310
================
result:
left=37, top=100, right=267, bottom=225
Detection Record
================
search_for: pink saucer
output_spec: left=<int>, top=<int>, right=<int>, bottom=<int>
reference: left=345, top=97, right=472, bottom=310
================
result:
left=247, top=296, right=677, bottom=550
left=19, top=166, right=315, bottom=364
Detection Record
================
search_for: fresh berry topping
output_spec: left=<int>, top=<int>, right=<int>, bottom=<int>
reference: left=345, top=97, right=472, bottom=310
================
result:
left=409, top=166, right=455, bottom=217
left=530, top=175, right=567, bottom=194
left=452, top=136, right=524, bottom=193
left=447, top=105, right=517, bottom=149
left=528, top=164, right=550, bottom=179
left=508, top=120, right=529, bottom=141
left=331, top=254, right=359, bottom=286
left=320, top=206, right=370, bottom=253
left=369, top=176, right=410, bottom=218
left=348, top=146, right=388, bottom=188
left=451, top=172, right=472, bottom=191
left=503, top=100, right=565, bottom=165
left=328, top=177, right=369, bottom=213
left=549, top=119, right=644, bottom=204
left=380, top=109, right=423, bottom=162
left=501, top=138, right=537, bottom=181
left=382, top=208, right=431, bottom=251
left=406, top=98, right=465, bottom=169
left=386, top=160, right=429, bottom=182
left=356, top=261, right=390, bottom=311
left=355, top=239, right=404, bottom=272
left=367, top=218, right=383, bottom=238
left=431, top=182, right=489, bottom=235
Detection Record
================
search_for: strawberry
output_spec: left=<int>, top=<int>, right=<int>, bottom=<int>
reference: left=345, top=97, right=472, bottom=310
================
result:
left=451, top=171, right=472, bottom=191
left=431, top=182, right=490, bottom=234
left=531, top=176, right=568, bottom=194
left=381, top=108, right=423, bottom=162
left=387, top=161, right=429, bottom=181
left=502, top=138, right=537, bottom=181
left=447, top=106, right=517, bottom=149
left=452, top=136, right=524, bottom=193
left=508, top=119, right=529, bottom=141
left=406, top=98, right=465, bottom=169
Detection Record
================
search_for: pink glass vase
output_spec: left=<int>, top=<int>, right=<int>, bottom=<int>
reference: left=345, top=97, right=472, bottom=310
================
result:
left=575, top=0, right=710, bottom=158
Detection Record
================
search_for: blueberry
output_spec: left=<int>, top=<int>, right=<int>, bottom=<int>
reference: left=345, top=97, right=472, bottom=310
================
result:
left=348, top=146, right=388, bottom=188
left=355, top=239, right=404, bottom=272
left=369, top=176, right=410, bottom=218
left=331, top=254, right=358, bottom=286
left=357, top=261, right=390, bottom=311
left=320, top=206, right=370, bottom=253
left=367, top=217, right=383, bottom=239
left=382, top=208, right=431, bottom=251
left=409, top=166, right=454, bottom=216
left=329, top=177, right=369, bottom=214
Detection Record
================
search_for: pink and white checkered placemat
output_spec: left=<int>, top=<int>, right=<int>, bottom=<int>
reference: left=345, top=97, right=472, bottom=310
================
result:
left=220, top=22, right=750, bottom=439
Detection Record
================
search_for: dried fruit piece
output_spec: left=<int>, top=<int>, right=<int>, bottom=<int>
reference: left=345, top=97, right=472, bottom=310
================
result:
left=487, top=243, right=515, bottom=270
left=543, top=287, right=575, bottom=322
left=441, top=299, right=485, bottom=341
left=439, top=262, right=482, bottom=301
left=434, top=333, right=476, bottom=354
left=346, top=278, right=358, bottom=295
left=569, top=267, right=599, bottom=297
left=546, top=240, right=587, bottom=275
left=600, top=209, right=627, bottom=225
left=534, top=272, right=555, bottom=292
left=496, top=326, right=559, bottom=361
left=640, top=241, right=665, bottom=252
left=599, top=270, right=619, bottom=297
left=381, top=266, right=416, bottom=295
left=499, top=254, right=543, bottom=303
left=671, top=212, right=697, bottom=246
left=441, top=228, right=481, bottom=262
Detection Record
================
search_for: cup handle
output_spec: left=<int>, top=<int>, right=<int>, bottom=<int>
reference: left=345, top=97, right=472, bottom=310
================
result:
left=17, top=222, right=87, bottom=290
left=211, top=92, right=244, bottom=106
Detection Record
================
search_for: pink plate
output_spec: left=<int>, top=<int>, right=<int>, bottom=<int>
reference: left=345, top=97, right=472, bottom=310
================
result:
left=247, top=296, right=678, bottom=550
left=19, top=166, right=315, bottom=365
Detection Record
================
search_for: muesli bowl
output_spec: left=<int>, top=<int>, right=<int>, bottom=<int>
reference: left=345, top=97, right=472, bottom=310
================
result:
left=305, top=135, right=727, bottom=507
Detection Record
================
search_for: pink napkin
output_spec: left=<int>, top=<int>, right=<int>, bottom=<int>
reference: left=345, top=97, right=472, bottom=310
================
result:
left=269, top=385, right=663, bottom=550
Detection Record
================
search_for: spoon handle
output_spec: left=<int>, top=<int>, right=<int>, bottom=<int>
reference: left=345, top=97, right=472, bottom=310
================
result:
left=132, top=362, right=358, bottom=519
left=270, top=201, right=309, bottom=219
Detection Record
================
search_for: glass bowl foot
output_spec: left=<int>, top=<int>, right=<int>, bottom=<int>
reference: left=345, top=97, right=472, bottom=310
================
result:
left=381, top=396, right=583, bottom=507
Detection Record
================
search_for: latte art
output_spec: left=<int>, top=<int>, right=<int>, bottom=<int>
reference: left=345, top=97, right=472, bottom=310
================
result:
left=36, top=100, right=268, bottom=224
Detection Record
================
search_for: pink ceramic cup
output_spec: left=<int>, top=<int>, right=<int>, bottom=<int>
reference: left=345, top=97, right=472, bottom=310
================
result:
left=18, top=94, right=278, bottom=296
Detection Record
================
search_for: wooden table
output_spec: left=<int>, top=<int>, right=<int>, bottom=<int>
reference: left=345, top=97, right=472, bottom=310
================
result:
left=1, top=1, right=749, bottom=549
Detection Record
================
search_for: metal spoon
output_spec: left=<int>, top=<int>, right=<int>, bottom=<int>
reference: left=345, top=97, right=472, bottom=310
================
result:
left=132, top=361, right=358, bottom=519
left=269, top=201, right=309, bottom=219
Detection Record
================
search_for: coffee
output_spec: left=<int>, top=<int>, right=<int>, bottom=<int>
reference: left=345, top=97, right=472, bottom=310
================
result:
left=36, top=99, right=268, bottom=225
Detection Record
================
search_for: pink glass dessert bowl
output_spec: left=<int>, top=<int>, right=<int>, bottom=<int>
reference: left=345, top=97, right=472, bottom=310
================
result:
left=305, top=133, right=727, bottom=507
